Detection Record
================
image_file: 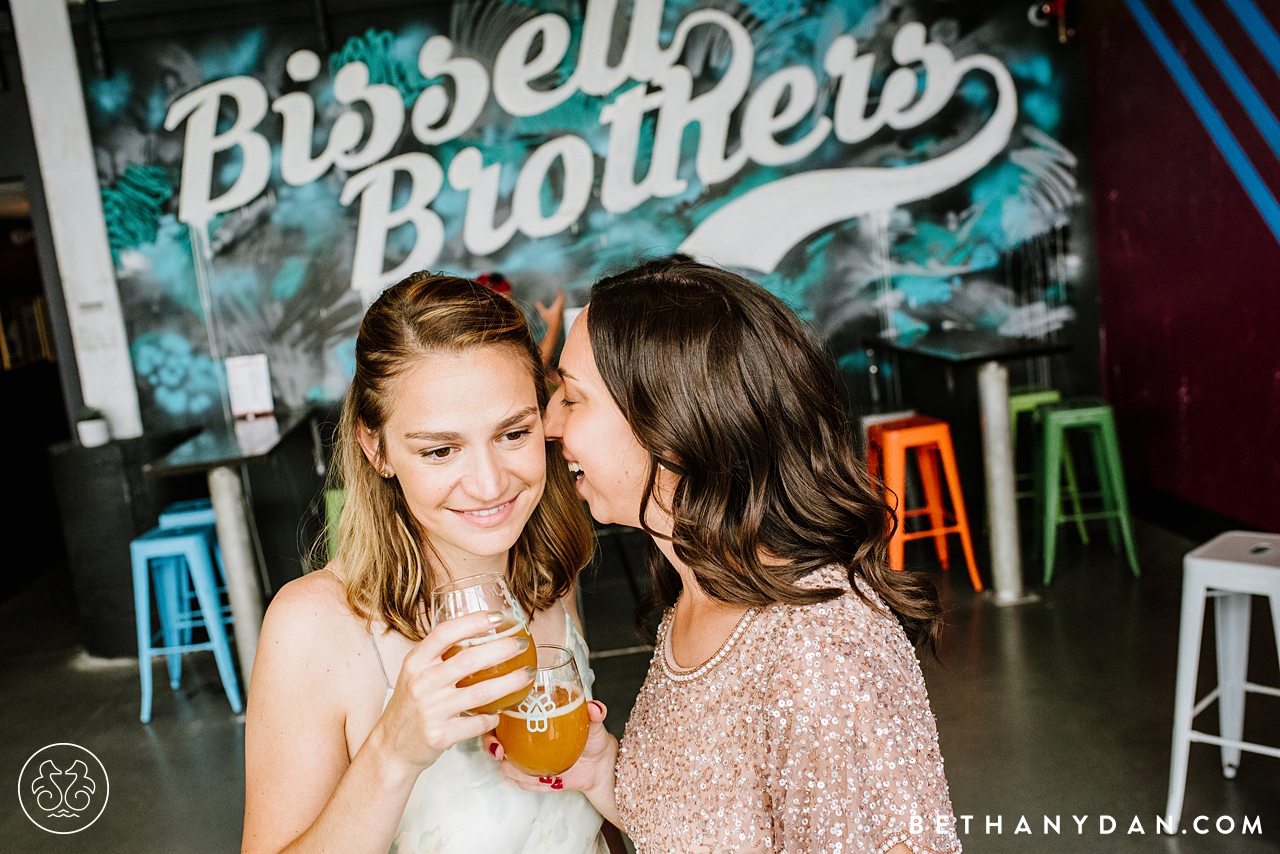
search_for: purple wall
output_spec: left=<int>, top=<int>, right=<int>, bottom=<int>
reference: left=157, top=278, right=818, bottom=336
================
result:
left=1082, top=0, right=1280, bottom=531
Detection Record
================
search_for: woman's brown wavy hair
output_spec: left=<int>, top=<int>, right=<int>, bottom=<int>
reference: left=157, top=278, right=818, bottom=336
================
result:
left=587, top=259, right=942, bottom=651
left=325, top=272, right=592, bottom=640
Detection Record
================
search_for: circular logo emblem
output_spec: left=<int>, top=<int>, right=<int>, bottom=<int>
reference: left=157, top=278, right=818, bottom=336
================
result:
left=18, top=743, right=109, bottom=834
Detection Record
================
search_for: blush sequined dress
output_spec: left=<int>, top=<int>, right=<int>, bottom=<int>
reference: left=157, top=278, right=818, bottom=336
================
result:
left=615, top=565, right=961, bottom=854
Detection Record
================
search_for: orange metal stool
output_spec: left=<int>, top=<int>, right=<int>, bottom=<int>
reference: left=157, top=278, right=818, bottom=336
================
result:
left=866, top=415, right=983, bottom=590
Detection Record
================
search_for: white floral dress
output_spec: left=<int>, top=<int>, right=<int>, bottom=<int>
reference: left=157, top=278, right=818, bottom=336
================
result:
left=371, top=603, right=606, bottom=854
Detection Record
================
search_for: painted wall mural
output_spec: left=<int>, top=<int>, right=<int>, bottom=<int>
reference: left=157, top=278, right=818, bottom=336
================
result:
left=84, top=0, right=1094, bottom=432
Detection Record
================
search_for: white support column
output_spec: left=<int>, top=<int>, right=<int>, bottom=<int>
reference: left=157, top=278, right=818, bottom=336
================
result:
left=977, top=360, right=1026, bottom=603
left=10, top=0, right=142, bottom=438
left=208, top=466, right=264, bottom=687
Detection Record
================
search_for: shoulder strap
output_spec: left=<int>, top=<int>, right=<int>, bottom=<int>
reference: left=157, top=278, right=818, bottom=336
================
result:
left=560, top=599, right=578, bottom=644
left=369, top=633, right=392, bottom=692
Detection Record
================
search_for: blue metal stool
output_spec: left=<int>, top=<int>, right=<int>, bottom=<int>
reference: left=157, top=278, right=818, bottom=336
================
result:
left=157, top=499, right=230, bottom=652
left=130, top=526, right=242, bottom=723
left=159, top=498, right=216, bottom=529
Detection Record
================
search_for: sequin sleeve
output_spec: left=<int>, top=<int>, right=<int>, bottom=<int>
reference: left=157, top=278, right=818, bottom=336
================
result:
left=764, top=590, right=961, bottom=854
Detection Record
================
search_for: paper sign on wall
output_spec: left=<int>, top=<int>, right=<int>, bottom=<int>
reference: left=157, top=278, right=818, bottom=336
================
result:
left=225, top=354, right=274, bottom=417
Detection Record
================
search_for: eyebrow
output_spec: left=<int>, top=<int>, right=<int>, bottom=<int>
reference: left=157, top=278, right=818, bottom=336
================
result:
left=403, top=406, right=540, bottom=443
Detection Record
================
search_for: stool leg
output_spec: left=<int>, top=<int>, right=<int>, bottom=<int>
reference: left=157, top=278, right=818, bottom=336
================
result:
left=152, top=558, right=184, bottom=690
left=1214, top=593, right=1251, bottom=779
left=1030, top=418, right=1045, bottom=556
left=209, top=541, right=233, bottom=625
left=917, top=445, right=951, bottom=570
left=184, top=541, right=244, bottom=714
left=213, top=542, right=227, bottom=587
left=1272, top=594, right=1280, bottom=694
left=1061, top=443, right=1090, bottom=545
left=882, top=436, right=908, bottom=572
left=1165, top=576, right=1208, bottom=834
left=178, top=563, right=196, bottom=647
left=1042, top=421, right=1065, bottom=585
left=935, top=435, right=982, bottom=591
left=1009, top=407, right=1022, bottom=464
left=1098, top=415, right=1140, bottom=577
left=131, top=548, right=155, bottom=724
left=1087, top=427, right=1122, bottom=551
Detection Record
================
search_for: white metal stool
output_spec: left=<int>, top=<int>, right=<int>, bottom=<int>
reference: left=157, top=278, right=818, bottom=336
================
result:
left=859, top=410, right=916, bottom=445
left=1164, top=531, right=1280, bottom=833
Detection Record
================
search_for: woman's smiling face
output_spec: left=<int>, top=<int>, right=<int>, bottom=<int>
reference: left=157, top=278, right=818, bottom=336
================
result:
left=359, top=346, right=546, bottom=575
left=544, top=309, right=668, bottom=531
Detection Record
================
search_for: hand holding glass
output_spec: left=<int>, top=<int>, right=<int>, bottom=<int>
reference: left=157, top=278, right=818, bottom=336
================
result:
left=430, top=573, right=538, bottom=715
left=496, top=645, right=590, bottom=776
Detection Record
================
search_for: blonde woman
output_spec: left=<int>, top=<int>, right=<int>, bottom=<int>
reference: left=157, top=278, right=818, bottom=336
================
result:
left=243, top=274, right=606, bottom=854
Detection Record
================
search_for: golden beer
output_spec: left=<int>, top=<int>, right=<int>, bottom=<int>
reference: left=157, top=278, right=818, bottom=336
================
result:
left=443, top=620, right=537, bottom=714
left=495, top=647, right=589, bottom=776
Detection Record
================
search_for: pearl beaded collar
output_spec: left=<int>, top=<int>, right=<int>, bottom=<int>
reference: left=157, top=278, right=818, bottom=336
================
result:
left=659, top=606, right=761, bottom=683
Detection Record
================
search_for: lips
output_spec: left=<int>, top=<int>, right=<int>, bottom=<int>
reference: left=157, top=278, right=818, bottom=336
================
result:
left=451, top=498, right=518, bottom=527
left=567, top=461, right=584, bottom=489
left=464, top=502, right=510, bottom=517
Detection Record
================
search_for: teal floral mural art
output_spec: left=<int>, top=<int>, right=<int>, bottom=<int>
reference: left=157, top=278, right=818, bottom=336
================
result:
left=88, top=71, right=133, bottom=120
left=86, top=0, right=1095, bottom=432
left=760, top=232, right=834, bottom=322
left=101, top=164, right=175, bottom=266
left=197, top=28, right=267, bottom=82
left=131, top=331, right=222, bottom=418
left=330, top=28, right=428, bottom=106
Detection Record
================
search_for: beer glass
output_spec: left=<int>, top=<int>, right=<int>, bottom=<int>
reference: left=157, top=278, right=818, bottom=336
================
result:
left=495, top=645, right=589, bottom=776
left=430, top=573, right=537, bottom=715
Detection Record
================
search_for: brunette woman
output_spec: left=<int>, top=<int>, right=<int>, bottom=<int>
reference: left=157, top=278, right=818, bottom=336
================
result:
left=491, top=259, right=961, bottom=853
left=243, top=274, right=606, bottom=854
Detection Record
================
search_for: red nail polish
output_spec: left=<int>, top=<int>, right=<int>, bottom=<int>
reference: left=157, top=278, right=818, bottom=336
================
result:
left=539, top=776, right=554, bottom=783
left=487, top=742, right=499, bottom=758
left=551, top=779, right=564, bottom=790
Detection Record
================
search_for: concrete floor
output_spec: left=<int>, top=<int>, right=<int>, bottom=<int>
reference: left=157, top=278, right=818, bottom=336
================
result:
left=2, top=518, right=1277, bottom=852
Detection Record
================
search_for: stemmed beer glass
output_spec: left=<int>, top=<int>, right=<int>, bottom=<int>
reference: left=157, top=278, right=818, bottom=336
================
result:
left=430, top=573, right=538, bottom=715
left=495, top=645, right=590, bottom=776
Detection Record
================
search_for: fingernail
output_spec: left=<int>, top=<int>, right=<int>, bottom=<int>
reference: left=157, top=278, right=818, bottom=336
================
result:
left=589, top=701, right=604, bottom=714
left=488, top=742, right=499, bottom=758
left=539, top=776, right=554, bottom=784
left=551, top=779, right=564, bottom=790
left=487, top=611, right=504, bottom=625
left=515, top=636, right=531, bottom=650
left=524, top=666, right=538, bottom=679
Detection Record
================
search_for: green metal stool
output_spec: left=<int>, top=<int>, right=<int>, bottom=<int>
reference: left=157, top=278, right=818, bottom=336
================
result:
left=1038, top=397, right=1140, bottom=584
left=1009, top=388, right=1088, bottom=544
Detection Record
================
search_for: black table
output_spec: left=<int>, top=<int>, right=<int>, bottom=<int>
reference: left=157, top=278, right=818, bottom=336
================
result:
left=865, top=330, right=1070, bottom=604
left=145, top=409, right=314, bottom=684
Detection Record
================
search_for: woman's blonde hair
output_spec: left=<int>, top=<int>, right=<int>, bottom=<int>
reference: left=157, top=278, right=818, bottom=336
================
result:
left=326, top=272, right=592, bottom=640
